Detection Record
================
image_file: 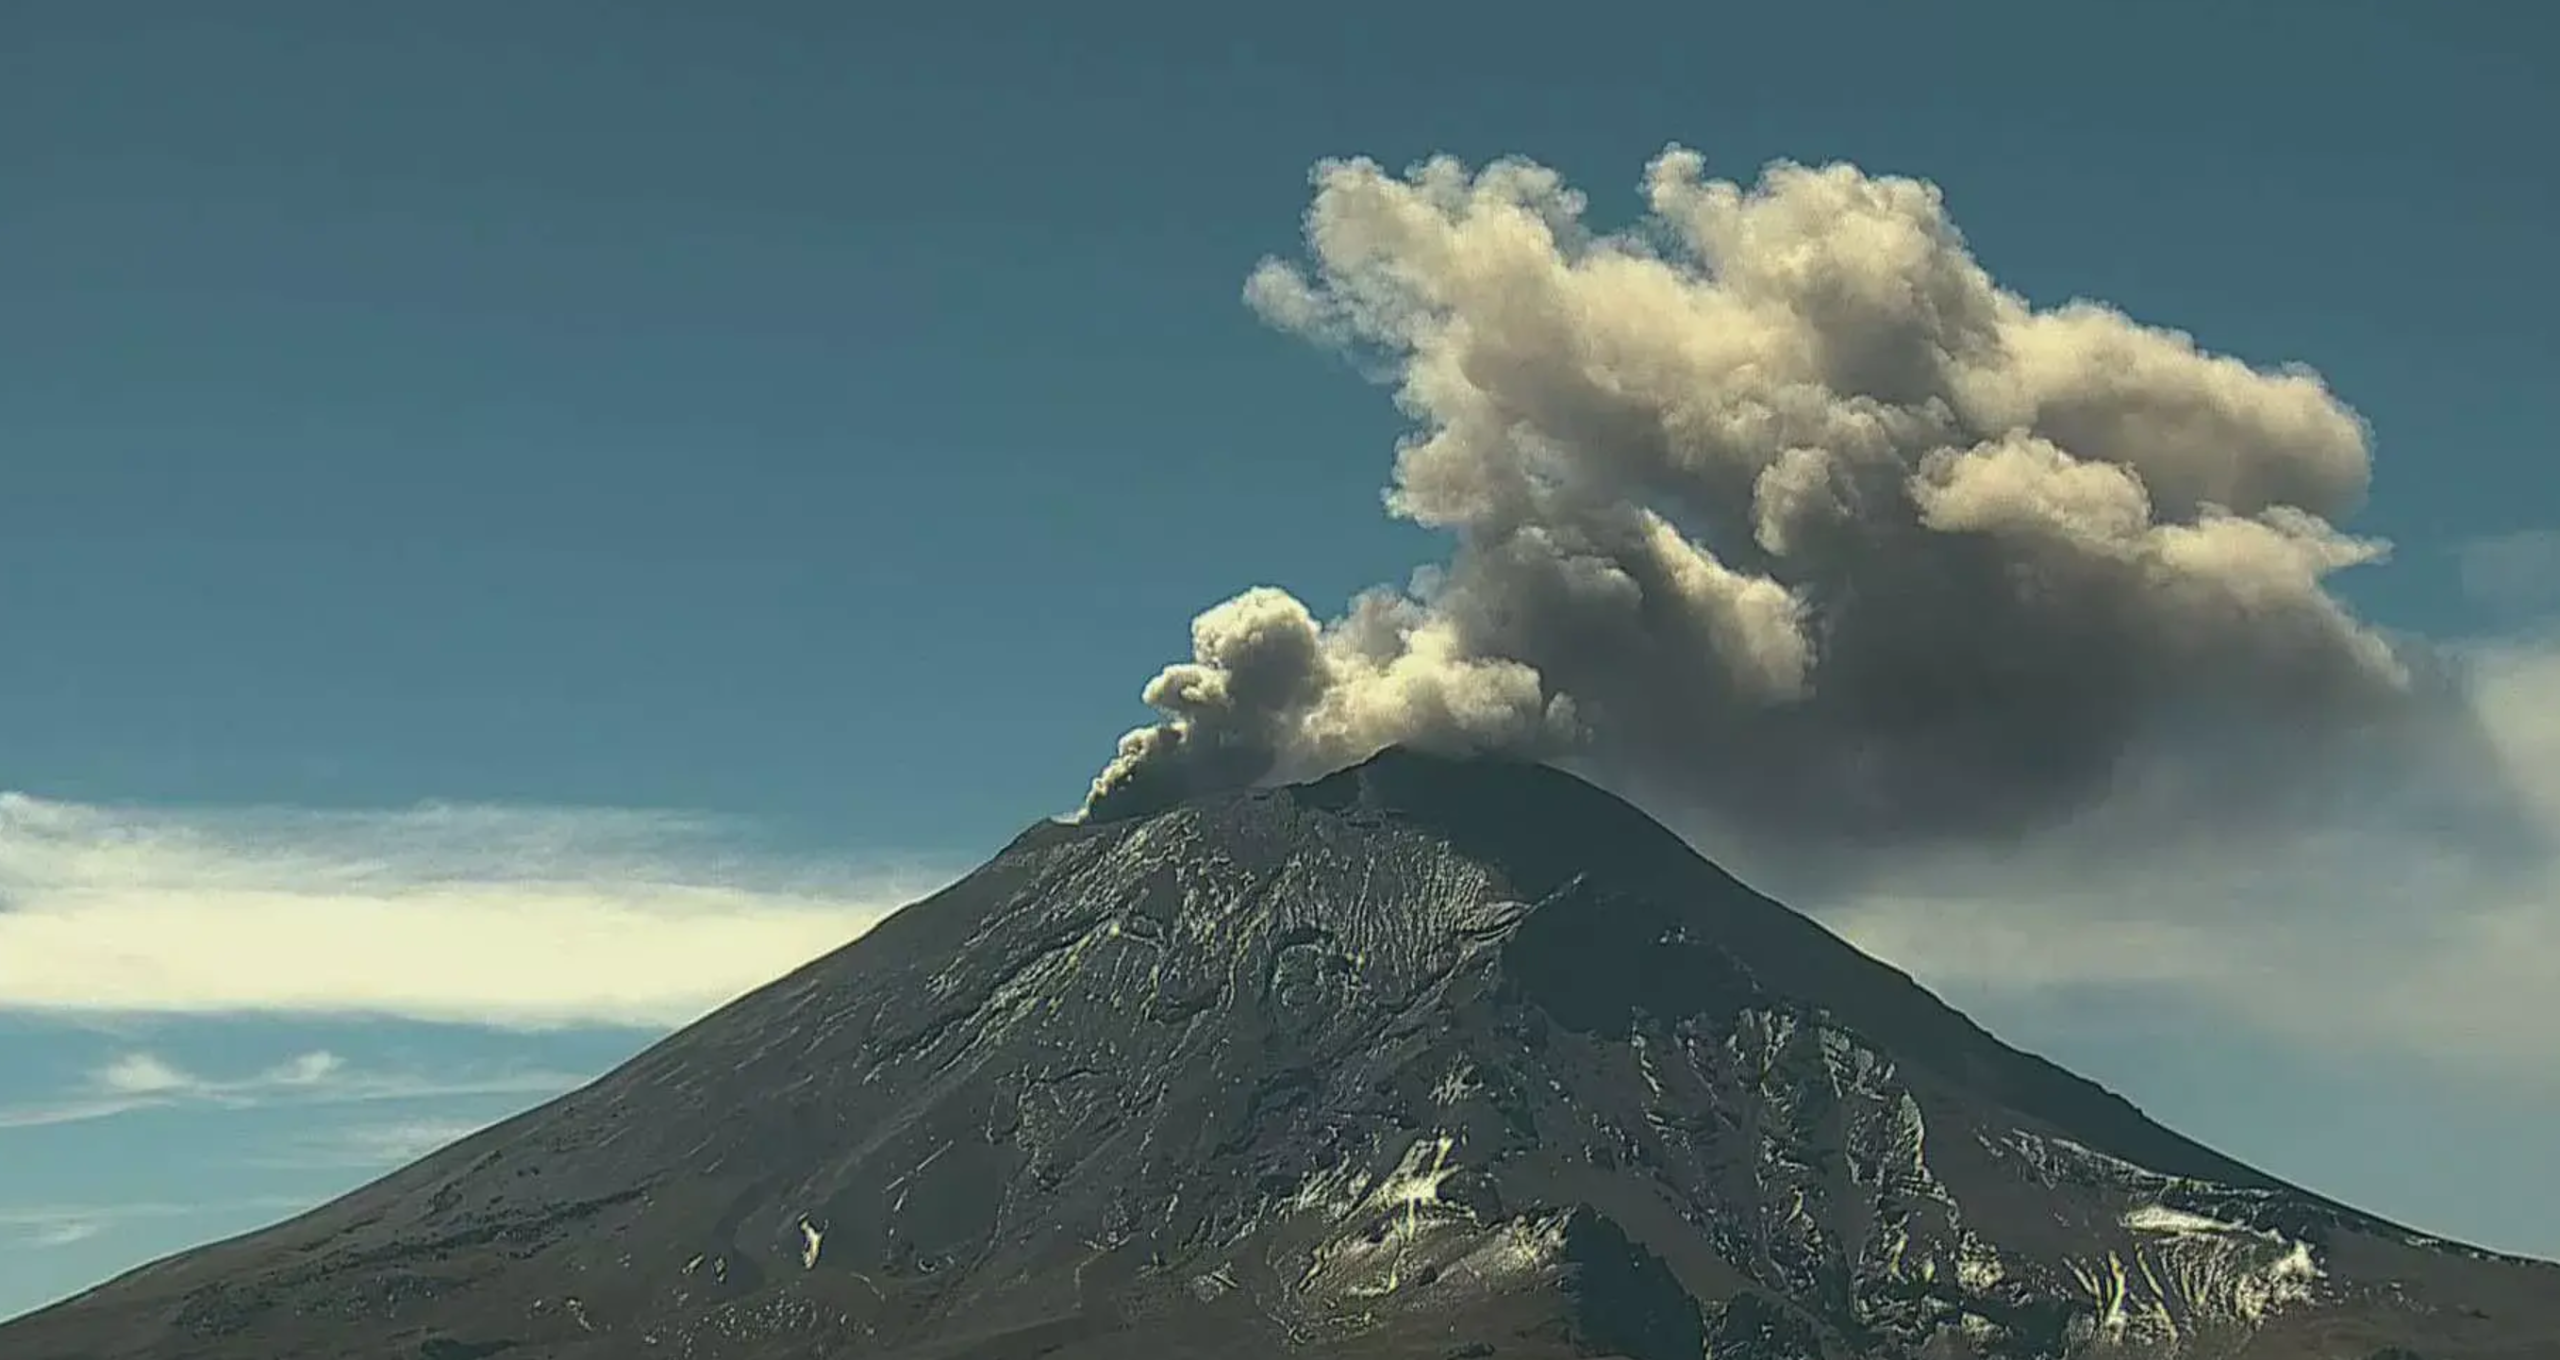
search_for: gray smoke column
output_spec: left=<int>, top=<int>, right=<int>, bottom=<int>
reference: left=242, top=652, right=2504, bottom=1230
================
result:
left=1082, top=148, right=2416, bottom=844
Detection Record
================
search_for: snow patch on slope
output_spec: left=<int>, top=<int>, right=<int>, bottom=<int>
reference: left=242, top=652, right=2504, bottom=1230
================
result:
left=1969, top=1131, right=2330, bottom=1351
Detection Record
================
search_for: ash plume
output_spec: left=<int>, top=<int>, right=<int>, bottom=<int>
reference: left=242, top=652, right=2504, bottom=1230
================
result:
left=1083, top=148, right=2428, bottom=846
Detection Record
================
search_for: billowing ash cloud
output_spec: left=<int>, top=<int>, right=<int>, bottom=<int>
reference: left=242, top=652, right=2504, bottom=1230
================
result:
left=1083, top=148, right=2425, bottom=845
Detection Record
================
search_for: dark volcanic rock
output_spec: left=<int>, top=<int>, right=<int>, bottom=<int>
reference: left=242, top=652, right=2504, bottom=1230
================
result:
left=7, top=749, right=2557, bottom=1359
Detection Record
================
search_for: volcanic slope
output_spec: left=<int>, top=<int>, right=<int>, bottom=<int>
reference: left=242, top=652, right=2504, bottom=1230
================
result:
left=7, top=748, right=2556, bottom=1359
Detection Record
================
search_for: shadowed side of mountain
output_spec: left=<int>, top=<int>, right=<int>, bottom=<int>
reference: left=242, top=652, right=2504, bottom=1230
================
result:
left=1293, top=747, right=2315, bottom=1205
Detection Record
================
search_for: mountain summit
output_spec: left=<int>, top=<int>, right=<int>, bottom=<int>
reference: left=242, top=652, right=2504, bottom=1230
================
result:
left=7, top=749, right=2555, bottom=1359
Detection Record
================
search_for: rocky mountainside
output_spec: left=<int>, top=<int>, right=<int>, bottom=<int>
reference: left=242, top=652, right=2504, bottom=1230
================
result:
left=6, top=748, right=2556, bottom=1359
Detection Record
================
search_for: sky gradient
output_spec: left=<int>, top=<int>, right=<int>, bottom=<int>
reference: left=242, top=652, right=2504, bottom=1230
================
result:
left=5, top=0, right=2556, bottom=1321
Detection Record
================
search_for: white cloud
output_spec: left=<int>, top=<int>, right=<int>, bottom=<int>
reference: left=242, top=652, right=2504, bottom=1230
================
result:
left=0, top=797, right=957, bottom=1029
left=2472, top=632, right=2560, bottom=819
left=268, top=1115, right=506, bottom=1169
left=25, top=1219, right=102, bottom=1248
left=0, top=1093, right=164, bottom=1131
left=94, top=1053, right=195, bottom=1096
left=1821, top=637, right=2560, bottom=1071
left=0, top=1049, right=591, bottom=1130
left=0, top=1198, right=312, bottom=1251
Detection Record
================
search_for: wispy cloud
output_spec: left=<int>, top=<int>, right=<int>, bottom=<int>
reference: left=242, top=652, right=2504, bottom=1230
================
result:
left=0, top=1198, right=312, bottom=1251
left=2, top=1212, right=104, bottom=1249
left=0, top=1050, right=589, bottom=1130
left=0, top=798, right=957, bottom=1028
left=267, top=1116, right=506, bottom=1170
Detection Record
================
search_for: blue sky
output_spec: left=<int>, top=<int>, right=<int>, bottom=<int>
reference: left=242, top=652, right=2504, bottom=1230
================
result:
left=4, top=0, right=2556, bottom=1321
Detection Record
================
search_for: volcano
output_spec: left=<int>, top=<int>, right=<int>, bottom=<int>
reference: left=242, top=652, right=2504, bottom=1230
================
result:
left=6, top=749, right=2555, bottom=1359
